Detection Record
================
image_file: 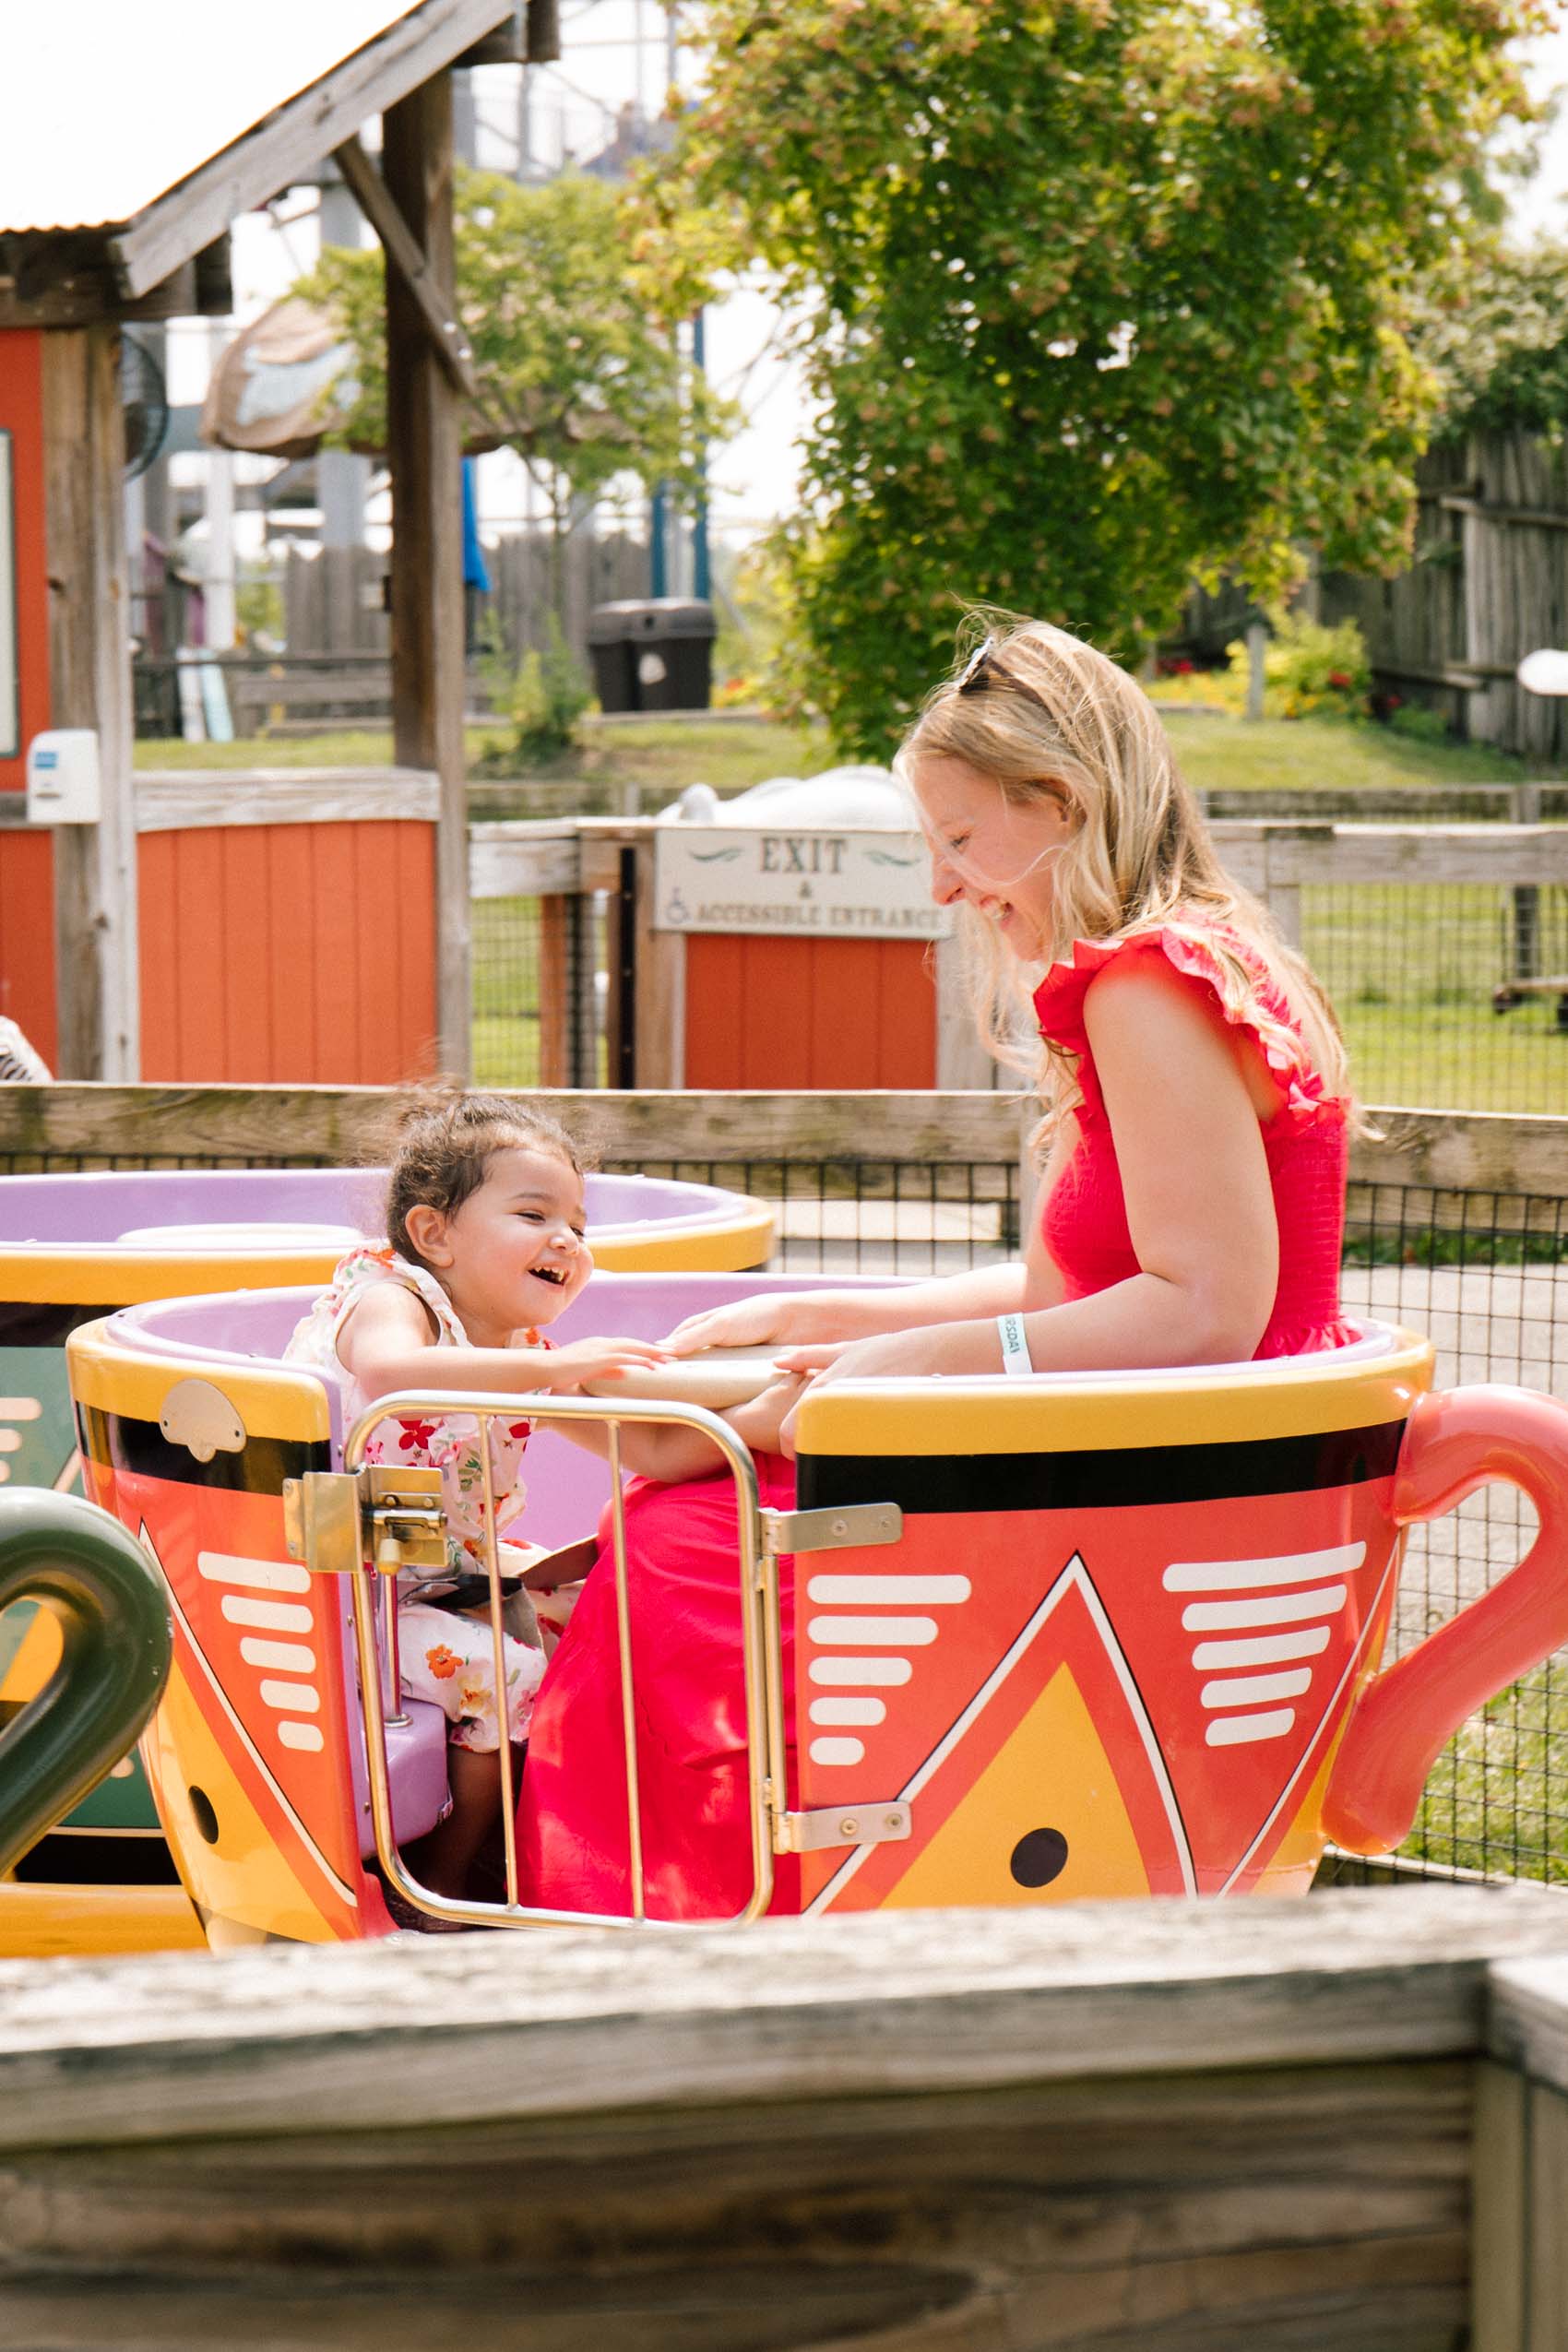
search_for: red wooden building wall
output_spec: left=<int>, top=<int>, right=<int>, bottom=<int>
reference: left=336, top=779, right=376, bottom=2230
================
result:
left=683, top=933, right=936, bottom=1090
left=138, top=819, right=437, bottom=1084
left=0, top=328, right=58, bottom=1066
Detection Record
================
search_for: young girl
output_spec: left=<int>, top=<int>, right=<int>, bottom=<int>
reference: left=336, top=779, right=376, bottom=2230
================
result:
left=518, top=619, right=1358, bottom=1922
left=286, top=1094, right=695, bottom=1907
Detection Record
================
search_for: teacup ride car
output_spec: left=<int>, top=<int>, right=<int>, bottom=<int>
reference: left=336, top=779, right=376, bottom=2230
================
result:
left=0, top=1167, right=770, bottom=1930
left=59, top=1269, right=1568, bottom=1944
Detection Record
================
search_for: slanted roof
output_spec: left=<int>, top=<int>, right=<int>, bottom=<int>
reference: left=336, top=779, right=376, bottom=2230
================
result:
left=0, top=0, right=512, bottom=299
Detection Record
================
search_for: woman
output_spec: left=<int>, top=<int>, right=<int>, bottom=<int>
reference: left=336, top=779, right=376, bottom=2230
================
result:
left=683, top=618, right=1353, bottom=1386
left=515, top=620, right=1354, bottom=1919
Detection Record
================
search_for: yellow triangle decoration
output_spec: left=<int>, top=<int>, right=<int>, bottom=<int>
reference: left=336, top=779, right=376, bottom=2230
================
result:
left=883, top=1663, right=1154, bottom=1908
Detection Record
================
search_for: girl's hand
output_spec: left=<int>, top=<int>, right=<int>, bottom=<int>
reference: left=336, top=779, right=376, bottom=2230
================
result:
left=663, top=1295, right=807, bottom=1355
left=545, top=1336, right=675, bottom=1392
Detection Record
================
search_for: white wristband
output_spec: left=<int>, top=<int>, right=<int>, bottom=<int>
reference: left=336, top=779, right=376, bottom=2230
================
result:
left=997, top=1313, right=1033, bottom=1376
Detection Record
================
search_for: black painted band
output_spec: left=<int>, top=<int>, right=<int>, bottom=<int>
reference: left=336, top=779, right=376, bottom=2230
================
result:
left=0, top=1300, right=119, bottom=1348
left=798, top=1419, right=1407, bottom=1516
left=76, top=1404, right=331, bottom=1495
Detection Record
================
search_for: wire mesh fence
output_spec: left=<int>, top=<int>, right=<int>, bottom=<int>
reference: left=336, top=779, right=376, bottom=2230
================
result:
left=471, top=891, right=607, bottom=1089
left=4, top=1123, right=1566, bottom=1885
left=1302, top=880, right=1568, bottom=1114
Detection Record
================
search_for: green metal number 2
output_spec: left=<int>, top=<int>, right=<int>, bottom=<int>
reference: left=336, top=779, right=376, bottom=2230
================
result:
left=0, top=1492, right=172, bottom=1879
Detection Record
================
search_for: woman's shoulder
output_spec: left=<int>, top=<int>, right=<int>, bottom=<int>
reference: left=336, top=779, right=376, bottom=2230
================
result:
left=1033, top=921, right=1346, bottom=1131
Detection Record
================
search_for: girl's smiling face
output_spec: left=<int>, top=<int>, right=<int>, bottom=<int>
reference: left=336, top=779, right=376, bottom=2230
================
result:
left=407, top=1143, right=591, bottom=1344
left=909, top=754, right=1075, bottom=960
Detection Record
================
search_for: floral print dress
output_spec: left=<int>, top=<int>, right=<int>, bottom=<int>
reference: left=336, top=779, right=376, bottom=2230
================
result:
left=285, top=1246, right=545, bottom=1750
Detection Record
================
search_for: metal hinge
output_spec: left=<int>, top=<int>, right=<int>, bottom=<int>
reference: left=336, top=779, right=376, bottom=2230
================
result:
left=776, top=1801, right=912, bottom=1855
left=760, top=1502, right=902, bottom=1558
left=282, top=1467, right=446, bottom=1577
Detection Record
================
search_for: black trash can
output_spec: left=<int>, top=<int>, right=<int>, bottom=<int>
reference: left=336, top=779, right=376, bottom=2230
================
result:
left=587, top=600, right=717, bottom=713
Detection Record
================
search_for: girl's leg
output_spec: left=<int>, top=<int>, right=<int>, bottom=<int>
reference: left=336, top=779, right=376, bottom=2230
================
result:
left=397, top=1603, right=543, bottom=1902
left=409, top=1742, right=502, bottom=1898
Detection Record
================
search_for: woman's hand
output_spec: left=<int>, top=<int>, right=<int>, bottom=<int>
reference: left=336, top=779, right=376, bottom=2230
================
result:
left=771, top=1341, right=853, bottom=1376
left=725, top=1368, right=814, bottom=1455
left=544, top=1336, right=674, bottom=1392
left=662, top=1295, right=805, bottom=1355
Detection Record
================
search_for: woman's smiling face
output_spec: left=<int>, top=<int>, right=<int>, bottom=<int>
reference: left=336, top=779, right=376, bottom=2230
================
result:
left=909, top=754, right=1075, bottom=960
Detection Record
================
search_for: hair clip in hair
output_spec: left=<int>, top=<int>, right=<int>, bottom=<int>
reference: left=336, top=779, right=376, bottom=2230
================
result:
left=954, top=634, right=1053, bottom=721
left=956, top=634, right=998, bottom=694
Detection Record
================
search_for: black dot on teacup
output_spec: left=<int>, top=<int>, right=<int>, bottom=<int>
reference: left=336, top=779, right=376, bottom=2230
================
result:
left=1009, top=1826, right=1069, bottom=1888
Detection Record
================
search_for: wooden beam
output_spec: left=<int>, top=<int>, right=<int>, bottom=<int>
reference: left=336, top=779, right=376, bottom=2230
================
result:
left=383, top=72, right=469, bottom=1080
left=134, top=766, right=438, bottom=834
left=469, top=822, right=580, bottom=897
left=1, top=1886, right=1565, bottom=2154
left=332, top=137, right=478, bottom=402
left=106, top=0, right=517, bottom=299
left=0, top=1086, right=1562, bottom=1196
left=42, top=325, right=138, bottom=1080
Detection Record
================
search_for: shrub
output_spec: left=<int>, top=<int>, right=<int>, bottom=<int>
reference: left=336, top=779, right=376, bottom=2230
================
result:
left=1384, top=700, right=1452, bottom=745
left=1237, top=612, right=1372, bottom=720
left=484, top=623, right=594, bottom=766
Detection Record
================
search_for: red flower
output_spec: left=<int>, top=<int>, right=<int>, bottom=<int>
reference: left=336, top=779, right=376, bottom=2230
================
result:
left=507, top=1420, right=532, bottom=1441
left=398, top=1418, right=440, bottom=1452
left=1327, top=670, right=1352, bottom=689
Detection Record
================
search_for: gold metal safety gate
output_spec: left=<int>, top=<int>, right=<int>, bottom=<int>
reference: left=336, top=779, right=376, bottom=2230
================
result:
left=282, top=1391, right=902, bottom=1932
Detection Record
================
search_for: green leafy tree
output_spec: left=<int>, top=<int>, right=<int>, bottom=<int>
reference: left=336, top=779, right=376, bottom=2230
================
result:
left=1415, top=237, right=1568, bottom=443
left=299, top=167, right=732, bottom=618
left=642, top=0, right=1542, bottom=755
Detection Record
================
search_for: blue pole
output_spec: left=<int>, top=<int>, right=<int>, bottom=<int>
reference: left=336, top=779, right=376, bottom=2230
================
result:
left=692, top=306, right=710, bottom=601
left=649, top=486, right=668, bottom=599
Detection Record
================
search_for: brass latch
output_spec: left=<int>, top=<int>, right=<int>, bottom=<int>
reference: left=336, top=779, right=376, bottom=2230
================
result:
left=776, top=1801, right=911, bottom=1855
left=283, top=1467, right=445, bottom=1577
left=759, top=1502, right=902, bottom=1558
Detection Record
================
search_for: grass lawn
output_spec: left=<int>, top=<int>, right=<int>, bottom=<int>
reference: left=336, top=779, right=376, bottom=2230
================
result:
left=134, top=715, right=834, bottom=800
left=1408, top=1660, right=1568, bottom=1883
left=1156, top=710, right=1533, bottom=793
left=135, top=707, right=1533, bottom=796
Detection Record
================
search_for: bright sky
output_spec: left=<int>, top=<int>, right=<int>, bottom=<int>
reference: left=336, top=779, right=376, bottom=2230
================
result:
left=165, top=0, right=1568, bottom=563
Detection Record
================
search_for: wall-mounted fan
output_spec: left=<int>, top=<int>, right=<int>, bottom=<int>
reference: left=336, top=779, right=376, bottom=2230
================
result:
left=121, top=332, right=170, bottom=481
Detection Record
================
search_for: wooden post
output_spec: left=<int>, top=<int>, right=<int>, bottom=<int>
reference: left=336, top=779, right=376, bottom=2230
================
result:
left=42, top=325, right=138, bottom=1079
left=536, top=894, right=569, bottom=1087
left=934, top=932, right=994, bottom=1089
left=632, top=831, right=683, bottom=1089
left=383, top=73, right=469, bottom=1079
left=1244, top=618, right=1267, bottom=723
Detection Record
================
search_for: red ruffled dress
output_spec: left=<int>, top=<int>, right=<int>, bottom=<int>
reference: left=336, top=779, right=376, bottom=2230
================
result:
left=514, top=1455, right=800, bottom=1922
left=515, top=924, right=1353, bottom=1924
left=1034, top=926, right=1355, bottom=1358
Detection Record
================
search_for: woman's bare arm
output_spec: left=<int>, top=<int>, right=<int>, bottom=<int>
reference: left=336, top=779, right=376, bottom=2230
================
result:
left=778, top=958, right=1277, bottom=1395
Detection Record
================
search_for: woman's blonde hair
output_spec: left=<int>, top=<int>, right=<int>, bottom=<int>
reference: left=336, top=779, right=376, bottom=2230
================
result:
left=897, top=618, right=1354, bottom=1151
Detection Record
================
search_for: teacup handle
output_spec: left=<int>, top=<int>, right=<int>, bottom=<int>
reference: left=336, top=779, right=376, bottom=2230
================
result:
left=1324, top=1384, right=1568, bottom=1856
left=0, top=1491, right=172, bottom=1876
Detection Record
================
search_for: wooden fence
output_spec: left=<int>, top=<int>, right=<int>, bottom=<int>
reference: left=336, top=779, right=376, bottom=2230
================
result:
left=282, top=527, right=652, bottom=669
left=3, top=1885, right=1568, bottom=2346
left=1, top=1082, right=1562, bottom=1205
left=1323, top=432, right=1568, bottom=760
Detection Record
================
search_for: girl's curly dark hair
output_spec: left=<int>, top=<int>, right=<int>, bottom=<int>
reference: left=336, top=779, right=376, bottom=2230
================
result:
left=385, top=1090, right=585, bottom=1267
